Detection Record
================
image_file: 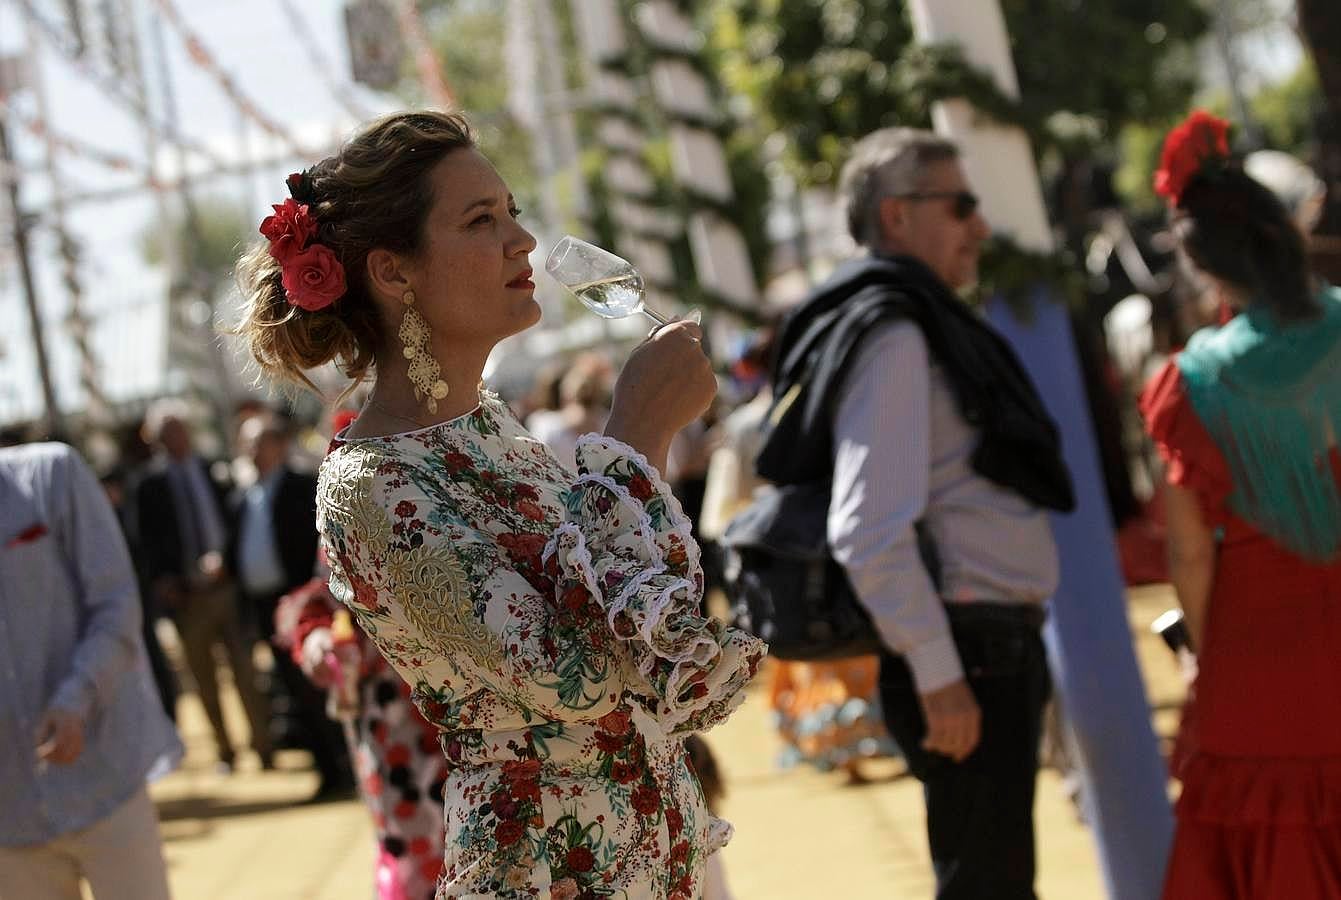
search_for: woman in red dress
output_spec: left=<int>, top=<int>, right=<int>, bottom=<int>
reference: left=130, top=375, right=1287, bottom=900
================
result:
left=1141, top=110, right=1341, bottom=899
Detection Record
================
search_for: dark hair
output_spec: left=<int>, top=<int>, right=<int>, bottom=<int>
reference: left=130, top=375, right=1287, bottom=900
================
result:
left=1173, top=167, right=1318, bottom=323
left=683, top=734, right=725, bottom=814
left=237, top=111, right=476, bottom=392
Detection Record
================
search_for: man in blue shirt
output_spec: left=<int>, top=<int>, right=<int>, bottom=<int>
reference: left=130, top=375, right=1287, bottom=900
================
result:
left=0, top=441, right=181, bottom=899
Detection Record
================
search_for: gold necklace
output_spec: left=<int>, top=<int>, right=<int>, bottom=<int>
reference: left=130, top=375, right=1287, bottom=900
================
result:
left=364, top=397, right=434, bottom=431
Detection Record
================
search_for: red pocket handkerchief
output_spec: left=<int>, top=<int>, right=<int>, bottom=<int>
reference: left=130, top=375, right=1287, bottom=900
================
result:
left=6, top=523, right=48, bottom=548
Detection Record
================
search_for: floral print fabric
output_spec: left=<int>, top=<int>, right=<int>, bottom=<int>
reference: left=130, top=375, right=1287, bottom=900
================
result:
left=275, top=578, right=446, bottom=899
left=316, top=392, right=765, bottom=899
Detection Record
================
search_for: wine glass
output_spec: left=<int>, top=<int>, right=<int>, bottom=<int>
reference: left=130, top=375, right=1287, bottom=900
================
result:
left=544, top=235, right=698, bottom=327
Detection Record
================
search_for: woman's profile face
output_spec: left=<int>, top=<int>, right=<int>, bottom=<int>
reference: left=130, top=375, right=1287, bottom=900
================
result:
left=405, top=148, right=540, bottom=352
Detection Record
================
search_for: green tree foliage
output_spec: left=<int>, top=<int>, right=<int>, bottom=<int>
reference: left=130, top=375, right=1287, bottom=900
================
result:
left=1115, top=60, right=1324, bottom=213
left=1251, top=60, right=1324, bottom=157
left=1001, top=0, right=1207, bottom=127
left=708, top=0, right=1209, bottom=185
left=414, top=0, right=538, bottom=213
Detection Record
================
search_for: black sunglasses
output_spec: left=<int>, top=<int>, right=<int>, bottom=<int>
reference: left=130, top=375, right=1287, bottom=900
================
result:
left=895, top=190, right=980, bottom=221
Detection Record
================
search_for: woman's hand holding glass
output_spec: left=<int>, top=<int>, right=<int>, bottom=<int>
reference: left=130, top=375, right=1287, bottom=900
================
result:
left=604, top=321, right=716, bottom=474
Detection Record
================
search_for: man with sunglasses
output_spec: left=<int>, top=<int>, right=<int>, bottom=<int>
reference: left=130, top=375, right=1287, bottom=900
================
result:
left=759, top=128, right=1072, bottom=899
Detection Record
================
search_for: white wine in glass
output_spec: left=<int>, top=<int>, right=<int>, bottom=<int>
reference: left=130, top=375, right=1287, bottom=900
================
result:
left=566, top=272, right=649, bottom=320
left=546, top=235, right=699, bottom=327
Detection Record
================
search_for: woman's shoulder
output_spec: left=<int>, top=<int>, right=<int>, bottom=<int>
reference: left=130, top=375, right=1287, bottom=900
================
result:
left=1138, top=356, right=1190, bottom=435
left=316, top=440, right=405, bottom=538
left=1140, top=354, right=1224, bottom=461
left=1139, top=354, right=1232, bottom=505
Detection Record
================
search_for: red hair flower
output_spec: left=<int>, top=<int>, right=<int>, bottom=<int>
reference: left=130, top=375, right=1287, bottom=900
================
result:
left=279, top=243, right=347, bottom=312
left=1154, top=110, right=1231, bottom=208
left=259, top=176, right=346, bottom=312
left=260, top=198, right=317, bottom=264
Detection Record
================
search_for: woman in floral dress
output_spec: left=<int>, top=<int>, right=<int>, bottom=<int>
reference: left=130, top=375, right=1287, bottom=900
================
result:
left=276, top=574, right=448, bottom=900
left=237, top=110, right=765, bottom=899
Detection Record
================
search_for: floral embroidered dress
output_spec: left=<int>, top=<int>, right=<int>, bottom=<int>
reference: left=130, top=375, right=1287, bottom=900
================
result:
left=316, top=391, right=765, bottom=899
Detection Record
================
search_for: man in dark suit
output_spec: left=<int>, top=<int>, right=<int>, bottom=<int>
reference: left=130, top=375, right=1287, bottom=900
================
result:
left=100, top=465, right=179, bottom=723
left=132, top=400, right=273, bottom=773
left=230, top=413, right=353, bottom=799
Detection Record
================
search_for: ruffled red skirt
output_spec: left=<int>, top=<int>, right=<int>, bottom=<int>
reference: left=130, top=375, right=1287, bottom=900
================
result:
left=1162, top=546, right=1341, bottom=899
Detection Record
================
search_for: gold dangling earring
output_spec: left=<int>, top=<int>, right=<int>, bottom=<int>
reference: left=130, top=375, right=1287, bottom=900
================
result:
left=397, top=289, right=449, bottom=414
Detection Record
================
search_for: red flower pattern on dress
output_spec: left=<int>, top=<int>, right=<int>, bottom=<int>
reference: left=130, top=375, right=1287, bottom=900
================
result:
left=562, top=584, right=591, bottom=612
left=517, top=499, right=545, bottom=522
left=443, top=451, right=474, bottom=474
left=627, top=475, right=654, bottom=502
left=550, top=879, right=580, bottom=900
left=598, top=708, right=631, bottom=734
left=316, top=394, right=766, bottom=897
left=497, top=532, right=548, bottom=564
left=348, top=572, right=380, bottom=612
left=501, top=759, right=541, bottom=781
left=595, top=730, right=627, bottom=754
left=630, top=784, right=660, bottom=817
left=1154, top=109, right=1231, bottom=208
left=566, top=846, right=596, bottom=874
left=495, top=819, right=525, bottom=846
left=665, top=806, right=683, bottom=838
left=509, top=776, right=541, bottom=804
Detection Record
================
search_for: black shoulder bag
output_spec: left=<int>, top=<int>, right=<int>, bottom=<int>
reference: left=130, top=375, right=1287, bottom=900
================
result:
left=718, top=285, right=940, bottom=661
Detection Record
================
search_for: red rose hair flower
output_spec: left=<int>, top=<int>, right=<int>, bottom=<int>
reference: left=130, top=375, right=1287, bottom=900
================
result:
left=259, top=172, right=347, bottom=312
left=259, top=198, right=317, bottom=264
left=279, top=243, right=347, bottom=312
left=1154, top=110, right=1231, bottom=208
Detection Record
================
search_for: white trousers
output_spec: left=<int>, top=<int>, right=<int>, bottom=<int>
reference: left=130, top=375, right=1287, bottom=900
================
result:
left=0, top=787, right=171, bottom=900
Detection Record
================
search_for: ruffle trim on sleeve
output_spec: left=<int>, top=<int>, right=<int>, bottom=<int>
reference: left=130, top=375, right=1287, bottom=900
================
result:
left=575, top=433, right=703, bottom=579
left=706, top=815, right=734, bottom=855
left=563, top=434, right=765, bottom=731
left=1176, top=752, right=1341, bottom=826
left=543, top=523, right=601, bottom=597
left=607, top=565, right=668, bottom=628
left=1139, top=358, right=1233, bottom=523
left=573, top=471, right=662, bottom=562
left=542, top=524, right=716, bottom=683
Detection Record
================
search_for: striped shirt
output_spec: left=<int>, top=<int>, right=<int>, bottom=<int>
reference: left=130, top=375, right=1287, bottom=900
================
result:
left=0, top=443, right=181, bottom=846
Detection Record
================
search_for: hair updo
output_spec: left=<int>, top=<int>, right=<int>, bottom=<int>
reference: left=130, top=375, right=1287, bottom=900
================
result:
left=236, top=110, right=475, bottom=392
left=1173, top=166, right=1318, bottom=324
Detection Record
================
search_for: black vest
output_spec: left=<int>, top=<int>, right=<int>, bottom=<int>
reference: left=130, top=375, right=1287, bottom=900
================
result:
left=757, top=255, right=1074, bottom=514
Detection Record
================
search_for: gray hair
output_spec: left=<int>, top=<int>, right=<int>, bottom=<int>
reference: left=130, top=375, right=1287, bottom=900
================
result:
left=839, top=128, right=959, bottom=248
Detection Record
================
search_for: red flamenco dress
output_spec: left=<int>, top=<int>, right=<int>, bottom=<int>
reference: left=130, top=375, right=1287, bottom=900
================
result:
left=1141, top=303, right=1341, bottom=899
